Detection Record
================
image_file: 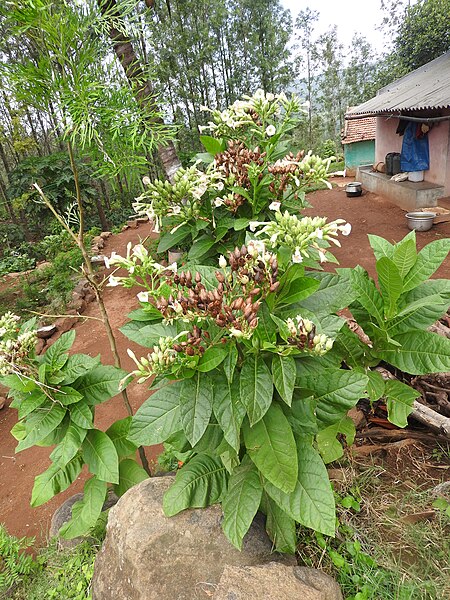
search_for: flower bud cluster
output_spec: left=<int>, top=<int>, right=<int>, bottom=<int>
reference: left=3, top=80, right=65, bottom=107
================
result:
left=106, top=242, right=177, bottom=291
left=297, top=152, right=334, bottom=189
left=286, top=315, right=334, bottom=355
left=127, top=338, right=178, bottom=382
left=0, top=313, right=37, bottom=377
left=255, top=211, right=351, bottom=265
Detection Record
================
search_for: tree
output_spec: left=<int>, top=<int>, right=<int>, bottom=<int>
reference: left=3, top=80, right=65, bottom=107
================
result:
left=344, top=34, right=378, bottom=107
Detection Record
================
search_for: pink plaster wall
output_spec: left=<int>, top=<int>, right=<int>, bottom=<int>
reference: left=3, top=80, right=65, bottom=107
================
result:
left=375, top=110, right=450, bottom=196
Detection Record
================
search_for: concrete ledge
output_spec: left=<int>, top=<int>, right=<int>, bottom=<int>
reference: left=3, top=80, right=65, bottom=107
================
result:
left=356, top=166, right=445, bottom=211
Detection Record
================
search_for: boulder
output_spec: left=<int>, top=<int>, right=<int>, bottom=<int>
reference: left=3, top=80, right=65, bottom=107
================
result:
left=92, top=476, right=296, bottom=600
left=100, top=231, right=112, bottom=239
left=0, top=396, right=6, bottom=410
left=212, top=563, right=343, bottom=600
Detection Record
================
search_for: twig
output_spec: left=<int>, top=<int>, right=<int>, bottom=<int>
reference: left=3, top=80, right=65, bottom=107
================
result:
left=26, top=310, right=102, bottom=322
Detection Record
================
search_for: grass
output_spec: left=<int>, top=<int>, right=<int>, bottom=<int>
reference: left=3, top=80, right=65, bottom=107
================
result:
left=297, top=444, right=450, bottom=600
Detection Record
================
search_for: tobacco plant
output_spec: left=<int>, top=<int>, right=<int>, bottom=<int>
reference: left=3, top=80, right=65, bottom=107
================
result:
left=0, top=319, right=147, bottom=539
left=133, top=90, right=334, bottom=259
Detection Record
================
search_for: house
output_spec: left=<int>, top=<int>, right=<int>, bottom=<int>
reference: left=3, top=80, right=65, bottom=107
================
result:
left=341, top=113, right=376, bottom=176
left=346, top=51, right=450, bottom=211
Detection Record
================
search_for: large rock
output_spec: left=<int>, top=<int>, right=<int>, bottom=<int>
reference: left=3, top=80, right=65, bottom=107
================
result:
left=212, top=563, right=343, bottom=600
left=92, top=476, right=296, bottom=600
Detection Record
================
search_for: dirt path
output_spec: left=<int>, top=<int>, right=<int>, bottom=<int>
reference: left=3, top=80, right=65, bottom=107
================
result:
left=0, top=183, right=449, bottom=544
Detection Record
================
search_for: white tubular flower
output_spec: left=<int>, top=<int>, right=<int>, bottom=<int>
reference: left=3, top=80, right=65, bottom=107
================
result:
left=167, top=262, right=178, bottom=273
left=216, top=181, right=224, bottom=191
left=269, top=201, right=281, bottom=211
left=219, top=255, right=227, bottom=269
left=318, top=249, right=327, bottom=264
left=198, top=125, right=209, bottom=133
left=339, top=223, right=352, bottom=236
left=137, top=291, right=149, bottom=303
left=142, top=176, right=151, bottom=185
left=247, top=240, right=266, bottom=258
left=266, top=93, right=275, bottom=101
left=316, top=228, right=324, bottom=240
left=107, top=275, right=122, bottom=287
left=171, top=205, right=182, bottom=215
left=214, top=198, right=224, bottom=207
left=229, top=327, right=244, bottom=338
left=292, top=248, right=303, bottom=263
left=103, top=255, right=111, bottom=269
left=266, top=125, right=276, bottom=137
left=132, top=244, right=148, bottom=261
left=249, top=221, right=264, bottom=232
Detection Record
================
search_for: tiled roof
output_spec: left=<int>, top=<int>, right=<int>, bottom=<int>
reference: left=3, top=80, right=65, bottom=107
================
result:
left=341, top=115, right=376, bottom=145
left=347, top=51, right=450, bottom=115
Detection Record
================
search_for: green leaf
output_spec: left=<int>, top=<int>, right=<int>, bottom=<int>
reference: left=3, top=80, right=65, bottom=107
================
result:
left=243, top=403, right=297, bottom=494
left=402, top=238, right=450, bottom=293
left=54, top=386, right=83, bottom=406
left=350, top=268, right=385, bottom=326
left=392, top=238, right=417, bottom=279
left=10, top=421, right=26, bottom=441
left=264, top=494, right=297, bottom=554
left=113, top=459, right=148, bottom=497
left=106, top=417, right=138, bottom=458
left=59, top=477, right=107, bottom=539
left=222, top=456, right=263, bottom=550
left=265, top=442, right=335, bottom=536
left=16, top=404, right=67, bottom=452
left=1, top=374, right=36, bottom=392
left=180, top=372, right=213, bottom=446
left=366, top=370, right=385, bottom=402
left=61, top=354, right=101, bottom=384
left=335, top=326, right=371, bottom=369
left=387, top=281, right=450, bottom=333
left=188, top=235, right=216, bottom=261
left=376, top=257, right=403, bottom=317
left=50, top=424, right=87, bottom=466
left=127, top=306, right=163, bottom=322
left=163, top=454, right=228, bottom=517
left=70, top=401, right=94, bottom=429
left=379, top=331, right=450, bottom=375
left=272, top=355, right=296, bottom=406
left=157, top=224, right=190, bottom=253
left=368, top=234, right=395, bottom=261
left=300, top=369, right=368, bottom=428
left=254, top=301, right=278, bottom=343
left=384, top=380, right=421, bottom=428
left=213, top=373, right=245, bottom=453
left=18, top=391, right=48, bottom=419
left=119, top=321, right=179, bottom=347
left=200, top=135, right=224, bottom=155
left=277, top=277, right=319, bottom=306
left=299, top=271, right=357, bottom=316
left=197, top=345, right=228, bottom=372
left=233, top=218, right=250, bottom=231
left=222, top=343, right=238, bottom=383
left=43, top=330, right=75, bottom=369
left=128, top=381, right=182, bottom=445
left=82, top=429, right=119, bottom=484
left=31, top=455, right=83, bottom=507
left=73, top=365, right=126, bottom=405
left=240, top=355, right=273, bottom=425
left=316, top=416, right=355, bottom=463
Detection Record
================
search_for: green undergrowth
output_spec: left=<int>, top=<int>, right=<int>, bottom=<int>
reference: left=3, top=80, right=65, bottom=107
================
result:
left=297, top=449, right=450, bottom=600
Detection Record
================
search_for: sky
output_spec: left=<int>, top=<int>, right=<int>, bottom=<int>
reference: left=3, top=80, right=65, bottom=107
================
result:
left=280, top=0, right=387, bottom=54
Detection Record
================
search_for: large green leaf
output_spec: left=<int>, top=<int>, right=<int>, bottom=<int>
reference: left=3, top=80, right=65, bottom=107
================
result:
left=350, top=268, right=385, bottom=326
left=61, top=354, right=101, bottom=385
left=18, top=391, right=48, bottom=419
left=200, top=134, right=225, bottom=155
left=69, top=401, right=94, bottom=429
left=367, top=234, right=395, bottom=261
left=299, top=271, right=357, bottom=316
left=54, top=386, right=83, bottom=406
left=239, top=355, right=273, bottom=425
left=376, top=257, right=403, bottom=318
left=31, top=454, right=83, bottom=507
left=59, top=477, right=107, bottom=539
left=163, top=454, right=228, bottom=517
left=50, top=424, right=87, bottom=466
left=264, top=494, right=297, bottom=554
left=300, top=369, right=368, bottom=429
left=106, top=417, right=138, bottom=458
left=42, top=330, right=75, bottom=370
left=402, top=238, right=450, bottom=293
left=157, top=224, right=190, bottom=253
left=254, top=302, right=278, bottom=343
left=265, top=442, right=335, bottom=536
left=119, top=321, right=179, bottom=347
left=366, top=370, right=385, bottom=402
left=73, top=365, right=126, bottom=405
left=16, top=404, right=67, bottom=452
left=277, top=277, right=319, bottom=306
left=222, top=456, right=263, bottom=549
left=128, top=381, right=182, bottom=445
left=379, top=331, right=450, bottom=375
left=113, top=459, right=148, bottom=497
left=243, top=403, right=297, bottom=494
left=82, top=429, right=119, bottom=484
left=384, top=380, right=420, bottom=428
left=213, top=373, right=245, bottom=453
left=197, top=345, right=228, bottom=372
left=180, top=372, right=213, bottom=446
left=335, top=326, right=371, bottom=369
left=188, top=235, right=216, bottom=261
left=392, top=237, right=417, bottom=279
left=272, top=355, right=296, bottom=406
left=316, top=416, right=355, bottom=464
left=222, top=343, right=238, bottom=383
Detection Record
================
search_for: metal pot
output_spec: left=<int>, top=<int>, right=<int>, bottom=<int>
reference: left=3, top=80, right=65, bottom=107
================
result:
left=346, top=182, right=362, bottom=197
left=405, top=212, right=436, bottom=231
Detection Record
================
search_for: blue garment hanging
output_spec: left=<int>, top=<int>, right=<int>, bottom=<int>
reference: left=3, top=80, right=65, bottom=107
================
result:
left=400, top=122, right=429, bottom=171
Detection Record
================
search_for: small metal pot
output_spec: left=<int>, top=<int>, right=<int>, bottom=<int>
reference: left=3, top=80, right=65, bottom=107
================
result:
left=405, top=212, right=436, bottom=231
left=346, top=182, right=362, bottom=197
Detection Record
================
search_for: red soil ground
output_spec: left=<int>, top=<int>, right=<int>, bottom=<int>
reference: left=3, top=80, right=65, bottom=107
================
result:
left=0, top=180, right=449, bottom=544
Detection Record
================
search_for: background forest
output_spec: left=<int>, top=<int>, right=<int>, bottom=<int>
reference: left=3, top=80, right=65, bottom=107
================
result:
left=0, top=0, right=449, bottom=257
